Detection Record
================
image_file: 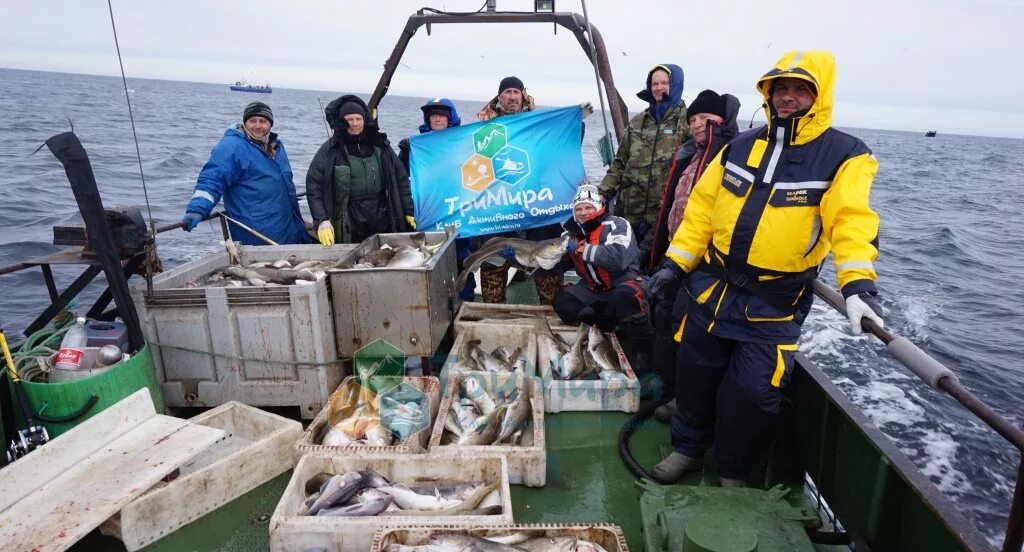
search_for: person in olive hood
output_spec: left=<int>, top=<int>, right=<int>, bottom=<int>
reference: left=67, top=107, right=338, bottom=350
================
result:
left=598, top=64, right=690, bottom=267
left=306, top=95, right=414, bottom=245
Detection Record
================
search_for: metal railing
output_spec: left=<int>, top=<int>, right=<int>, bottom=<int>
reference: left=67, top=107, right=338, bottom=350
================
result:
left=812, top=280, right=1024, bottom=552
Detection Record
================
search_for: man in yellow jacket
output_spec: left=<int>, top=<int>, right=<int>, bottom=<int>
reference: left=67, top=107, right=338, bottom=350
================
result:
left=646, top=51, right=885, bottom=485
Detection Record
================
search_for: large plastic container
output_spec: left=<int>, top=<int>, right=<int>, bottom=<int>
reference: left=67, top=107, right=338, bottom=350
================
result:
left=19, top=344, right=164, bottom=437
left=429, top=372, right=546, bottom=487
left=539, top=328, right=640, bottom=413
left=130, top=244, right=355, bottom=419
left=294, top=375, right=442, bottom=459
left=371, top=524, right=630, bottom=552
left=330, top=232, right=457, bottom=357
left=269, top=452, right=513, bottom=552
left=101, top=401, right=303, bottom=551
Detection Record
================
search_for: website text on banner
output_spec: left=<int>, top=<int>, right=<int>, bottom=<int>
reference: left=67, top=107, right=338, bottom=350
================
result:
left=409, top=105, right=586, bottom=238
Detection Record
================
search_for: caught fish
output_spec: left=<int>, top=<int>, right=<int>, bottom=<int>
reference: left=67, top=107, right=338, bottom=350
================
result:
left=455, top=235, right=568, bottom=296
left=429, top=534, right=524, bottom=552
left=387, top=246, right=428, bottom=268
left=305, top=472, right=366, bottom=515
left=472, top=343, right=515, bottom=372
left=386, top=481, right=499, bottom=516
left=490, top=346, right=514, bottom=364
left=559, top=324, right=590, bottom=380
left=587, top=326, right=619, bottom=373
left=494, top=385, right=531, bottom=445
left=365, top=424, right=393, bottom=447
left=457, top=405, right=506, bottom=446
left=406, top=482, right=484, bottom=501
left=461, top=377, right=497, bottom=414
left=575, top=541, right=609, bottom=552
left=304, top=472, right=333, bottom=495
left=316, top=495, right=393, bottom=517
left=451, top=338, right=483, bottom=373
left=272, top=259, right=292, bottom=268
left=444, top=409, right=464, bottom=437
left=455, top=398, right=481, bottom=431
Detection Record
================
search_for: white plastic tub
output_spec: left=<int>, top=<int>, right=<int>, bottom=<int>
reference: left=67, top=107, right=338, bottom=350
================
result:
left=539, top=329, right=640, bottom=413
left=371, top=523, right=630, bottom=552
left=269, top=453, right=513, bottom=552
left=428, top=373, right=546, bottom=487
left=101, top=401, right=302, bottom=550
left=294, top=375, right=442, bottom=459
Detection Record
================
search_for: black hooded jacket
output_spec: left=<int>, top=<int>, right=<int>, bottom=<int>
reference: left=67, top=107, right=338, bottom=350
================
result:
left=647, top=93, right=741, bottom=271
left=305, top=95, right=413, bottom=242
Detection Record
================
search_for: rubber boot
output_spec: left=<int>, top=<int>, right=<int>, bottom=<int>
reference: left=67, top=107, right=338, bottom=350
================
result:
left=652, top=452, right=703, bottom=483
left=654, top=399, right=677, bottom=424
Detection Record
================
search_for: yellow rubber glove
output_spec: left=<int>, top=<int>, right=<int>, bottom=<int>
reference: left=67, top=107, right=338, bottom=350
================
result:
left=405, top=215, right=417, bottom=230
left=317, top=221, right=335, bottom=246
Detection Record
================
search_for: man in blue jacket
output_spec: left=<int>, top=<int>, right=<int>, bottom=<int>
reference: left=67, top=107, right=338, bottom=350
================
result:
left=181, top=102, right=309, bottom=245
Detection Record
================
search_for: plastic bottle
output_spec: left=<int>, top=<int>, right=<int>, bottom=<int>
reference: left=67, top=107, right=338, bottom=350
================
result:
left=54, top=317, right=89, bottom=370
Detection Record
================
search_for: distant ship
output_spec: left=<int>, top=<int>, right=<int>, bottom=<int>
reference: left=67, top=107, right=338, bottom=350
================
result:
left=925, top=130, right=937, bottom=137
left=229, top=79, right=272, bottom=94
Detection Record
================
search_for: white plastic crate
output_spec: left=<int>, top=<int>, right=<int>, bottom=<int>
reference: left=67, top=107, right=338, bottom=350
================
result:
left=371, top=523, right=631, bottom=552
left=269, top=453, right=513, bottom=552
left=429, top=373, right=546, bottom=487
left=294, top=375, right=442, bottom=459
left=539, top=328, right=640, bottom=413
left=101, top=402, right=302, bottom=550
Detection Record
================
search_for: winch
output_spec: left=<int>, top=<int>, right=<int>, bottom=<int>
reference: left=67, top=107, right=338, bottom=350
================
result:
left=52, top=206, right=151, bottom=258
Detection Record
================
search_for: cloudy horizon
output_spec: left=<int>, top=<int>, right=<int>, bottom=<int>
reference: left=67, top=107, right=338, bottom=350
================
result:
left=3, top=0, right=1023, bottom=138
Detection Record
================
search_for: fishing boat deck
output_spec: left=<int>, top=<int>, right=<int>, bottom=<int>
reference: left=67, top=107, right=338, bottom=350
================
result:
left=67, top=276, right=988, bottom=551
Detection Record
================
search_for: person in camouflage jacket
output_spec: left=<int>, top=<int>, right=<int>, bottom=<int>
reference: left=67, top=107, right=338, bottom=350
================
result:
left=599, top=64, right=689, bottom=270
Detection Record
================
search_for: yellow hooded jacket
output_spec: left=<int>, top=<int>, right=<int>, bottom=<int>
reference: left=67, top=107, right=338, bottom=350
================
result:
left=667, top=52, right=879, bottom=315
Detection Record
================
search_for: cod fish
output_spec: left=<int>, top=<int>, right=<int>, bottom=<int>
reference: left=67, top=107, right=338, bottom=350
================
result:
left=494, top=387, right=530, bottom=445
left=557, top=324, right=591, bottom=380
left=305, top=472, right=366, bottom=515
left=457, top=405, right=507, bottom=445
left=455, top=236, right=568, bottom=297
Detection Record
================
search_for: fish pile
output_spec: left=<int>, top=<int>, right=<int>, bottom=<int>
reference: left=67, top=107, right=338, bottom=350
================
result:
left=460, top=311, right=566, bottom=329
left=317, top=384, right=424, bottom=447
left=334, top=231, right=448, bottom=270
left=186, top=255, right=331, bottom=288
left=536, top=322, right=627, bottom=382
left=299, top=470, right=501, bottom=517
left=386, top=532, right=609, bottom=552
left=442, top=376, right=532, bottom=446
left=449, top=339, right=530, bottom=375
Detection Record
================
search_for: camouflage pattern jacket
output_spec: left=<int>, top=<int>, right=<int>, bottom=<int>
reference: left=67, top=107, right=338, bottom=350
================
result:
left=598, top=102, right=689, bottom=229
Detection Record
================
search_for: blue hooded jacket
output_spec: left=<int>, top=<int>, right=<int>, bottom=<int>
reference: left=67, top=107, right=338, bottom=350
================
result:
left=636, top=64, right=684, bottom=123
left=185, top=127, right=309, bottom=246
left=417, top=98, right=462, bottom=134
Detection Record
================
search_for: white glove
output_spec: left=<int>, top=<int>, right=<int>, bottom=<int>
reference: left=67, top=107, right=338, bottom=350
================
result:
left=845, top=293, right=884, bottom=336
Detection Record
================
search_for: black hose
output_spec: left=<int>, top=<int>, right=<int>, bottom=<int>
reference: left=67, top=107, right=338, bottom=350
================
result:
left=619, top=396, right=672, bottom=480
left=806, top=529, right=852, bottom=546
left=33, top=395, right=99, bottom=423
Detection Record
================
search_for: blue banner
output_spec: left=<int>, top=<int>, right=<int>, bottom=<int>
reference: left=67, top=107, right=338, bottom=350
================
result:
left=409, top=105, right=585, bottom=238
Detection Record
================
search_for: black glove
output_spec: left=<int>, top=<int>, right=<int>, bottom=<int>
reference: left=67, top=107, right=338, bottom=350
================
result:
left=643, top=262, right=685, bottom=302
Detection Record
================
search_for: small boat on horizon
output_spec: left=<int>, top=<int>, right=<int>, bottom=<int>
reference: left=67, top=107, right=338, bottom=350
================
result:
left=925, top=130, right=937, bottom=137
left=229, top=79, right=271, bottom=94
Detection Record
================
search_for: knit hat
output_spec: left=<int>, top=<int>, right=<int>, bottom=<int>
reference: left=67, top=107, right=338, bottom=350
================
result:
left=687, top=90, right=726, bottom=120
left=571, top=184, right=603, bottom=210
left=242, top=101, right=274, bottom=126
left=498, top=76, right=525, bottom=95
left=337, top=101, right=367, bottom=119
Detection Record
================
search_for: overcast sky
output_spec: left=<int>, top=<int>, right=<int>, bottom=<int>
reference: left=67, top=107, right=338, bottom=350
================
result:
left=3, top=0, right=1023, bottom=137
